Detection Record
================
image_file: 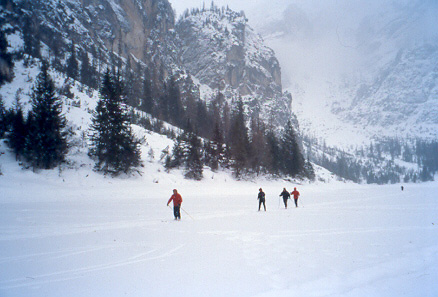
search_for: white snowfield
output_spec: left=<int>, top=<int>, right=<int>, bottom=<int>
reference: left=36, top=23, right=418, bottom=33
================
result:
left=0, top=163, right=437, bottom=297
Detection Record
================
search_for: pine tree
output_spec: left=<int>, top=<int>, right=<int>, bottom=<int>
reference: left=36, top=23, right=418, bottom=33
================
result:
left=229, top=99, right=249, bottom=178
left=168, top=133, right=187, bottom=169
left=89, top=70, right=142, bottom=175
left=184, top=131, right=203, bottom=180
left=66, top=41, right=79, bottom=80
left=8, top=96, right=27, bottom=159
left=166, top=75, right=182, bottom=126
left=249, top=114, right=267, bottom=175
left=80, top=50, right=93, bottom=87
left=0, top=27, right=14, bottom=86
left=22, top=15, right=41, bottom=59
left=304, top=158, right=315, bottom=180
left=266, top=131, right=281, bottom=175
left=209, top=122, right=225, bottom=171
left=0, top=96, right=6, bottom=138
left=141, top=67, right=154, bottom=114
left=280, top=120, right=305, bottom=177
left=195, top=99, right=209, bottom=137
left=24, top=60, right=67, bottom=169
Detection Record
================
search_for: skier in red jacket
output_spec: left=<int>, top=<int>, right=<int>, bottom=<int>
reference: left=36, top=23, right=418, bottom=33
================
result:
left=291, top=187, right=300, bottom=208
left=167, top=189, right=183, bottom=220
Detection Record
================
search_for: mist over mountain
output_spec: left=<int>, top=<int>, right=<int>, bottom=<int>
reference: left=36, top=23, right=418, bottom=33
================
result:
left=170, top=0, right=438, bottom=144
left=257, top=0, right=438, bottom=143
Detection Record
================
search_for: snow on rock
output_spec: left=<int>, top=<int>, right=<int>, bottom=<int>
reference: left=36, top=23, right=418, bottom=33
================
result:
left=176, top=6, right=293, bottom=127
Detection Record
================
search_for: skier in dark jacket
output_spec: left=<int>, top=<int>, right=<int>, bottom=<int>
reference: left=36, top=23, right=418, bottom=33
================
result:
left=258, top=188, right=266, bottom=211
left=279, top=188, right=290, bottom=209
left=167, top=189, right=183, bottom=220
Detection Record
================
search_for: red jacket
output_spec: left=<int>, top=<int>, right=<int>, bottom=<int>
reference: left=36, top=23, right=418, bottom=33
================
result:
left=168, top=193, right=182, bottom=206
left=291, top=190, right=300, bottom=199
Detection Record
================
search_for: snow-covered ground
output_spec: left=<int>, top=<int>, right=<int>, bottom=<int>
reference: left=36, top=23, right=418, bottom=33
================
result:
left=1, top=44, right=437, bottom=297
left=1, top=151, right=437, bottom=297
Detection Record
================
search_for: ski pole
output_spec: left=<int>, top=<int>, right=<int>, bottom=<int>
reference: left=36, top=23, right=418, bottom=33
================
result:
left=181, top=207, right=195, bottom=220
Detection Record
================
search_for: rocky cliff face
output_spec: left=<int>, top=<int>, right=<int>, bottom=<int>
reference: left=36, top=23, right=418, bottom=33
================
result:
left=176, top=7, right=293, bottom=127
left=5, top=0, right=176, bottom=70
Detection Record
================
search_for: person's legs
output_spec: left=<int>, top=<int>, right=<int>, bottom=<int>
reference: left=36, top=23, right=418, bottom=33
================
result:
left=283, top=198, right=288, bottom=208
left=176, top=205, right=181, bottom=220
left=294, top=198, right=298, bottom=207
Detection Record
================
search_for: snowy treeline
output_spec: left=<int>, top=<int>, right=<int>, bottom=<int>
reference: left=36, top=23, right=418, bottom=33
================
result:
left=131, top=95, right=314, bottom=180
left=179, top=1, right=246, bottom=24
left=304, top=135, right=438, bottom=184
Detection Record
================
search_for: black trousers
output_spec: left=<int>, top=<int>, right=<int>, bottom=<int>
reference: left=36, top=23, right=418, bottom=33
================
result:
left=283, top=198, right=288, bottom=208
left=174, top=205, right=181, bottom=219
left=294, top=198, right=298, bottom=207
left=258, top=199, right=266, bottom=211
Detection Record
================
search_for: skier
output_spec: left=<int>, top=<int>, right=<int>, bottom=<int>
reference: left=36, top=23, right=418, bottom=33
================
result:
left=167, top=189, right=183, bottom=220
left=258, top=188, right=266, bottom=211
left=279, top=188, right=290, bottom=209
left=291, top=187, right=300, bottom=208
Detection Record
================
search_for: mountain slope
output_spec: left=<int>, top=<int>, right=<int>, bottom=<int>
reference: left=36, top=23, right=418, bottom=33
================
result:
left=176, top=7, right=293, bottom=127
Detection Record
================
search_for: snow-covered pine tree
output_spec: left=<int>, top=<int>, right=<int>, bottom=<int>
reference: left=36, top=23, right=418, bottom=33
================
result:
left=304, top=157, right=315, bottom=180
left=89, top=69, right=141, bottom=175
left=167, top=134, right=186, bottom=169
left=24, top=60, right=67, bottom=169
left=167, top=119, right=193, bottom=169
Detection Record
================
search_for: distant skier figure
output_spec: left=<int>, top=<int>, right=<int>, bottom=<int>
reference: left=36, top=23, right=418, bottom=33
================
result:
left=167, top=189, right=183, bottom=220
left=279, top=188, right=290, bottom=209
left=258, top=188, right=266, bottom=211
left=401, top=186, right=404, bottom=191
left=291, top=187, right=300, bottom=208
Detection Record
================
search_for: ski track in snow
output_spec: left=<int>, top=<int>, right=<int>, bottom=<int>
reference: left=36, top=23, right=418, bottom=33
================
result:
left=0, top=244, right=185, bottom=289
